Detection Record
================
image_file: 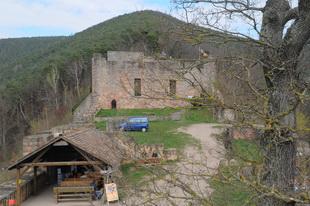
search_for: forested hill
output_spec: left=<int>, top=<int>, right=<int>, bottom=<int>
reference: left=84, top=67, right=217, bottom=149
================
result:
left=0, top=36, right=66, bottom=65
left=0, top=10, right=187, bottom=100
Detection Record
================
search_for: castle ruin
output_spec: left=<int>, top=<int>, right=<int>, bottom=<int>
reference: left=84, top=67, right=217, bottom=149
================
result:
left=74, top=51, right=216, bottom=122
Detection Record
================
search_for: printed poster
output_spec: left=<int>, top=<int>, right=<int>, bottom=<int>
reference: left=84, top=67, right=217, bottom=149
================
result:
left=105, top=183, right=119, bottom=202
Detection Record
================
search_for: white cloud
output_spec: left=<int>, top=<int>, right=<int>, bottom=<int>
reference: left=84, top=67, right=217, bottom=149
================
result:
left=0, top=0, right=171, bottom=38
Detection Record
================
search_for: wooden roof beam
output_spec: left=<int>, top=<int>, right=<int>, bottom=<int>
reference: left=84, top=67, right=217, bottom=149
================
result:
left=20, top=161, right=102, bottom=167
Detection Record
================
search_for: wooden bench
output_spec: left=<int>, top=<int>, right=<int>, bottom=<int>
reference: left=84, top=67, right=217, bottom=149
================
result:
left=60, top=180, right=92, bottom=187
left=134, top=158, right=162, bottom=168
left=53, top=186, right=94, bottom=203
left=84, top=172, right=103, bottom=178
left=64, top=178, right=95, bottom=181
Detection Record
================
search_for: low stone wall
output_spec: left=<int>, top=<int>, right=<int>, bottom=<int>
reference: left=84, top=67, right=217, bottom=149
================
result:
left=163, top=148, right=178, bottom=161
left=95, top=114, right=181, bottom=123
left=121, top=142, right=178, bottom=165
left=23, top=123, right=94, bottom=156
left=0, top=172, right=47, bottom=206
left=51, top=123, right=95, bottom=136
left=96, top=110, right=183, bottom=132
left=232, top=127, right=257, bottom=140
left=23, top=134, right=53, bottom=156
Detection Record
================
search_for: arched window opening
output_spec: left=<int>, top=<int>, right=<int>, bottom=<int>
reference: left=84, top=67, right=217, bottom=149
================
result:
left=111, top=99, right=117, bottom=109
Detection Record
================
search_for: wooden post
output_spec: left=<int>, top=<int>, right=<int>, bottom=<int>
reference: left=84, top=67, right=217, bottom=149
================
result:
left=103, top=166, right=107, bottom=185
left=16, top=167, right=21, bottom=206
left=34, top=166, right=37, bottom=195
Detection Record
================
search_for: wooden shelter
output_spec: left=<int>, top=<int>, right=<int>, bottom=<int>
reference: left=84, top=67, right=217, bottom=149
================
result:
left=7, top=128, right=124, bottom=206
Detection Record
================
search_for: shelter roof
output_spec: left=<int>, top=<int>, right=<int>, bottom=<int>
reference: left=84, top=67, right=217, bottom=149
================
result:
left=8, top=128, right=124, bottom=170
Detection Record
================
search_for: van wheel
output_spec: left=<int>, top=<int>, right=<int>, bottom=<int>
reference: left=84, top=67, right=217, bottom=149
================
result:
left=141, top=128, right=147, bottom=132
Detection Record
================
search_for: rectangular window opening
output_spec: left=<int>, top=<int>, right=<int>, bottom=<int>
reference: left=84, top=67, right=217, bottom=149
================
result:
left=169, top=80, right=176, bottom=95
left=134, top=78, right=141, bottom=96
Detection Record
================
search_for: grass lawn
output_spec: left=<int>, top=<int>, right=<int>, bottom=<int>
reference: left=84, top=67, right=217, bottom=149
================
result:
left=124, top=120, right=197, bottom=150
left=96, top=108, right=178, bottom=117
left=208, top=138, right=262, bottom=205
left=95, top=108, right=218, bottom=150
left=209, top=179, right=257, bottom=206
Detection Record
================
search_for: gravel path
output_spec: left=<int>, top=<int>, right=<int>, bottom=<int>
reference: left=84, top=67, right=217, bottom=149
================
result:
left=178, top=123, right=226, bottom=171
left=126, top=123, right=227, bottom=206
left=171, top=123, right=227, bottom=204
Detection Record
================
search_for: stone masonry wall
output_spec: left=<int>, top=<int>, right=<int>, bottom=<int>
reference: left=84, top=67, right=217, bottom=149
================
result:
left=23, top=134, right=53, bottom=157
left=85, top=51, right=216, bottom=117
left=0, top=172, right=47, bottom=206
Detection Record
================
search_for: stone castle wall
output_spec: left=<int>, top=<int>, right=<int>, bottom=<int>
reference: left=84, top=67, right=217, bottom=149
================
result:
left=85, top=51, right=216, bottom=117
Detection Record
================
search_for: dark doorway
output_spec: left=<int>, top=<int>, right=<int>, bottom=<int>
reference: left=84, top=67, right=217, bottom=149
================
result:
left=111, top=99, right=117, bottom=109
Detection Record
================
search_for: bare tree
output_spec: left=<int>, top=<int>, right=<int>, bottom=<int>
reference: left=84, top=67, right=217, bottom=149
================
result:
left=46, top=65, right=60, bottom=109
left=0, top=102, right=10, bottom=162
left=67, top=57, right=87, bottom=99
left=0, top=99, right=22, bottom=163
left=168, top=0, right=310, bottom=205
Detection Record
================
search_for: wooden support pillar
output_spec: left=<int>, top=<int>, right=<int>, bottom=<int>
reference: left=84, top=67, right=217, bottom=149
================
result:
left=103, top=166, right=107, bottom=184
left=34, top=166, right=37, bottom=195
left=16, top=167, right=21, bottom=206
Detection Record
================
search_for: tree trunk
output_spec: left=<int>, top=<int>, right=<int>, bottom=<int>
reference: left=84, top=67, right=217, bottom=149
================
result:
left=260, top=129, right=296, bottom=205
left=259, top=1, right=302, bottom=204
left=259, top=68, right=299, bottom=205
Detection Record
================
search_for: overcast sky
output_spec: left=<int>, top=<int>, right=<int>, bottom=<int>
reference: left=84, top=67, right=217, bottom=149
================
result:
left=0, top=0, right=174, bottom=39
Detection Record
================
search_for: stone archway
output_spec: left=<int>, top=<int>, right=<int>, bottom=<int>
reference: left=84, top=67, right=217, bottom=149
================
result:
left=111, top=99, right=117, bottom=109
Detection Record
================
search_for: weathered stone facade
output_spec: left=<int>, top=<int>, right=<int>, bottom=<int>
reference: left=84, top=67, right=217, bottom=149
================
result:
left=74, top=51, right=216, bottom=122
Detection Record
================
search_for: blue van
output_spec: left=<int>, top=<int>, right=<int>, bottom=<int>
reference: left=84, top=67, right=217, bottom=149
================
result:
left=118, top=117, right=149, bottom=132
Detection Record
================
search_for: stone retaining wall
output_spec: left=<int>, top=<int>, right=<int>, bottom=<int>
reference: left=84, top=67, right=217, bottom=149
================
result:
left=0, top=172, right=47, bottom=206
left=95, top=110, right=183, bottom=123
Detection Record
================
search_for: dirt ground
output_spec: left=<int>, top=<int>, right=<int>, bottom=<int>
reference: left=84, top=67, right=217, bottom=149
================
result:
left=166, top=123, right=227, bottom=205
left=178, top=123, right=226, bottom=170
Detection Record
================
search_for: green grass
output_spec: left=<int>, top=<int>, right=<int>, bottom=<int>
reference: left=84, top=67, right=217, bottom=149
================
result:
left=232, top=139, right=262, bottom=162
left=126, top=120, right=199, bottom=150
left=182, top=108, right=218, bottom=123
left=121, top=163, right=150, bottom=184
left=96, top=108, right=178, bottom=117
left=209, top=179, right=257, bottom=206
left=95, top=109, right=216, bottom=150
left=208, top=138, right=262, bottom=205
left=94, top=121, right=106, bottom=130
